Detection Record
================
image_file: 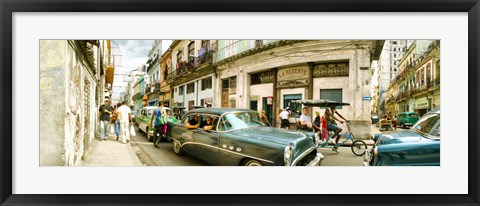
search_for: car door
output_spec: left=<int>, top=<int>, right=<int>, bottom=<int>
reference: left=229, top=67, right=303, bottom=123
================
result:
left=138, top=109, right=146, bottom=132
left=172, top=115, right=196, bottom=155
left=193, top=129, right=220, bottom=165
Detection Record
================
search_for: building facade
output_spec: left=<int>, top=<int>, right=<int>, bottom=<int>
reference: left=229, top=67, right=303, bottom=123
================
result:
left=40, top=40, right=110, bottom=166
left=389, top=40, right=440, bottom=117
left=159, top=48, right=172, bottom=107
left=213, top=40, right=384, bottom=132
left=170, top=40, right=216, bottom=110
left=146, top=40, right=162, bottom=106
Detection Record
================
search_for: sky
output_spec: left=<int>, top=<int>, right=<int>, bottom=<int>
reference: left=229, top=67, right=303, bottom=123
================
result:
left=110, top=40, right=172, bottom=102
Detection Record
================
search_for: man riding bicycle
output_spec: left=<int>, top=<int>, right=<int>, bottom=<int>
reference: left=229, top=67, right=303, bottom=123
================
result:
left=325, top=103, right=348, bottom=151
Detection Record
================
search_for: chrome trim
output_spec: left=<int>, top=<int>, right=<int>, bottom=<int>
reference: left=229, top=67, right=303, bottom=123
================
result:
left=306, top=153, right=324, bottom=166
left=291, top=146, right=317, bottom=166
left=284, top=145, right=293, bottom=166
left=180, top=141, right=275, bottom=164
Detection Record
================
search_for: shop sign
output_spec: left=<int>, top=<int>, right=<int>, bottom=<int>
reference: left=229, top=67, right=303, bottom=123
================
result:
left=415, top=97, right=428, bottom=109
left=267, top=96, right=273, bottom=105
left=277, top=66, right=309, bottom=81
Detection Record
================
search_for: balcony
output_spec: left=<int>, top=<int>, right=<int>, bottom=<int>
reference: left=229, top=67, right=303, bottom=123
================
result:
left=427, top=78, right=440, bottom=88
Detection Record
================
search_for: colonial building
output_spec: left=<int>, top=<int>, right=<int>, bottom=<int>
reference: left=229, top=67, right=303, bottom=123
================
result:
left=389, top=40, right=440, bottom=117
left=213, top=40, right=384, bottom=129
left=40, top=40, right=110, bottom=166
left=159, top=48, right=172, bottom=107
left=145, top=40, right=162, bottom=106
left=375, top=40, right=409, bottom=114
left=171, top=40, right=216, bottom=110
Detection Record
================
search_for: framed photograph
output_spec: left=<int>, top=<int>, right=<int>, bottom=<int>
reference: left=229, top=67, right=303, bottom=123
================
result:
left=2, top=0, right=479, bottom=205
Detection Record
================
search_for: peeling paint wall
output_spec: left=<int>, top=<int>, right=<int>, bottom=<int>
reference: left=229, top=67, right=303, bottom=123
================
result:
left=40, top=40, right=102, bottom=166
left=40, top=40, right=67, bottom=166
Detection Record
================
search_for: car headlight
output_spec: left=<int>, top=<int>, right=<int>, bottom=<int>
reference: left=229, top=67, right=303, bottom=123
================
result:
left=284, top=145, right=293, bottom=166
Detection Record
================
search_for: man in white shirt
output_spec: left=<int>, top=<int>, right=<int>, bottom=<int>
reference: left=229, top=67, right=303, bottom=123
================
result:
left=117, top=101, right=133, bottom=144
left=299, top=107, right=313, bottom=131
left=278, top=108, right=290, bottom=129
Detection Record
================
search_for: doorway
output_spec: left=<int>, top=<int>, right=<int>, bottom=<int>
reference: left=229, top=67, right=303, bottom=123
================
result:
left=262, top=97, right=273, bottom=125
left=283, top=94, right=302, bottom=118
left=250, top=100, right=258, bottom=111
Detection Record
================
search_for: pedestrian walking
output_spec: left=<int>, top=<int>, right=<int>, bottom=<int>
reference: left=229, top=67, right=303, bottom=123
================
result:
left=278, top=108, right=290, bottom=129
left=393, top=115, right=398, bottom=130
left=112, top=103, right=121, bottom=140
left=117, top=101, right=133, bottom=144
left=98, top=99, right=113, bottom=141
left=150, top=102, right=165, bottom=148
left=321, top=115, right=328, bottom=143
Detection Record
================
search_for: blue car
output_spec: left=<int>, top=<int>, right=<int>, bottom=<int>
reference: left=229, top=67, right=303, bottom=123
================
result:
left=364, top=109, right=440, bottom=166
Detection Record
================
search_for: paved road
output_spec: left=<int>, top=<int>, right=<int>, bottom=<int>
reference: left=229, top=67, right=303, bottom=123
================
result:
left=130, top=124, right=207, bottom=166
left=129, top=123, right=408, bottom=166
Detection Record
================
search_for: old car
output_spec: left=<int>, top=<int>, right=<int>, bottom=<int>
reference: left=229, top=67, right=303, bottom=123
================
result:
left=397, top=112, right=419, bottom=128
left=363, top=109, right=440, bottom=166
left=167, top=108, right=324, bottom=166
left=136, top=106, right=179, bottom=142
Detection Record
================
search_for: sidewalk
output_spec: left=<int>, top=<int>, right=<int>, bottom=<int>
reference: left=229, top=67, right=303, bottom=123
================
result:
left=82, top=134, right=142, bottom=166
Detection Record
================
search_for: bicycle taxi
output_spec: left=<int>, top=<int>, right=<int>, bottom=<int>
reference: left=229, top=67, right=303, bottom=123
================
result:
left=296, top=99, right=368, bottom=156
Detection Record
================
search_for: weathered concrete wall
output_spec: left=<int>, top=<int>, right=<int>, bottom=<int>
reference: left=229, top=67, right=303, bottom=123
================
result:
left=40, top=40, right=67, bottom=166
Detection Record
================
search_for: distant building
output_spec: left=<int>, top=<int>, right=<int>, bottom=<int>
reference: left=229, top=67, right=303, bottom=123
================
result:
left=145, top=40, right=163, bottom=106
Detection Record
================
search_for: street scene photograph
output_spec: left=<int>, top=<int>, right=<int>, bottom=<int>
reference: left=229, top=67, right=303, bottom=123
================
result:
left=40, top=39, right=440, bottom=167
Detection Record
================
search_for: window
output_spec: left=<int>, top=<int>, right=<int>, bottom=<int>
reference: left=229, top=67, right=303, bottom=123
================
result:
left=177, top=50, right=183, bottom=63
left=201, top=40, right=209, bottom=50
left=187, top=82, right=195, bottom=94
left=222, top=79, right=229, bottom=89
left=201, top=77, right=212, bottom=90
left=320, top=89, right=343, bottom=109
left=394, top=54, right=396, bottom=58
left=221, top=76, right=237, bottom=94
left=188, top=41, right=195, bottom=57
left=392, top=41, right=397, bottom=45
left=178, top=86, right=184, bottom=96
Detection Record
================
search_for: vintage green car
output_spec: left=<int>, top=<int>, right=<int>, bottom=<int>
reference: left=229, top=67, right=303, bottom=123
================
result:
left=136, top=106, right=179, bottom=142
left=167, top=108, right=324, bottom=166
left=397, top=112, right=420, bottom=128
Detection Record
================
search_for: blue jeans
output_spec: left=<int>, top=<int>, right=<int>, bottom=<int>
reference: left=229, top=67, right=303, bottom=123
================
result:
left=100, top=120, right=110, bottom=139
left=115, top=120, right=120, bottom=138
left=327, top=122, right=341, bottom=132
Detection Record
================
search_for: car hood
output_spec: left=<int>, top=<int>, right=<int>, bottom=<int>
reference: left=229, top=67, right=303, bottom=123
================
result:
left=377, top=130, right=437, bottom=145
left=230, top=127, right=315, bottom=148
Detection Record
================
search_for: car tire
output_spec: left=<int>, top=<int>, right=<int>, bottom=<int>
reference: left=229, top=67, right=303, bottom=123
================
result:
left=243, top=159, right=263, bottom=166
left=351, top=140, right=367, bottom=156
left=172, top=140, right=183, bottom=155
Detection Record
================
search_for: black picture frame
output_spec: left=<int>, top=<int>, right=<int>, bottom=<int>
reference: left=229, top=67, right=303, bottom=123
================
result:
left=1, top=0, right=479, bottom=205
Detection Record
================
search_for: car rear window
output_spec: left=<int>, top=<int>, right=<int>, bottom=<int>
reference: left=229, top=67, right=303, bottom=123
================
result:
left=408, top=114, right=418, bottom=118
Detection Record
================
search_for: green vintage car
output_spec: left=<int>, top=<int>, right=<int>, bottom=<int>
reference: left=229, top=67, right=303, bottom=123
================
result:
left=136, top=106, right=179, bottom=142
left=397, top=112, right=420, bottom=128
left=167, top=108, right=324, bottom=166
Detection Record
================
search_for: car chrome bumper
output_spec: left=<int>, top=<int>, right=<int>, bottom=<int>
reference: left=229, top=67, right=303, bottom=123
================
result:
left=363, top=149, right=371, bottom=166
left=306, top=153, right=324, bottom=166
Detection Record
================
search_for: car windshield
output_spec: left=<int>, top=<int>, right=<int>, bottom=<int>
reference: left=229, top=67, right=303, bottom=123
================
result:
left=147, top=109, right=154, bottom=115
left=164, top=109, right=173, bottom=116
left=218, top=112, right=264, bottom=131
left=411, top=113, right=440, bottom=137
left=408, top=113, right=419, bottom=118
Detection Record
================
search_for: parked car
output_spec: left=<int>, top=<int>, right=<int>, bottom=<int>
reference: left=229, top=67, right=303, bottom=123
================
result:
left=397, top=112, right=419, bottom=128
left=131, top=110, right=137, bottom=123
left=167, top=108, right=324, bottom=166
left=371, top=114, right=379, bottom=124
left=363, top=109, right=440, bottom=166
left=136, top=106, right=179, bottom=142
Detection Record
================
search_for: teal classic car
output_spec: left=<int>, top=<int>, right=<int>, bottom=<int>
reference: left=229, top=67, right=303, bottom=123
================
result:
left=136, top=106, right=179, bottom=142
left=364, top=109, right=440, bottom=166
left=167, top=108, right=324, bottom=166
left=397, top=112, right=420, bottom=128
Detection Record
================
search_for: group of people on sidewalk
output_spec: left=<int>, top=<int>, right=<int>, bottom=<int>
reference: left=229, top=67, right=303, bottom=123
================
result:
left=277, top=104, right=348, bottom=151
left=98, top=99, right=133, bottom=144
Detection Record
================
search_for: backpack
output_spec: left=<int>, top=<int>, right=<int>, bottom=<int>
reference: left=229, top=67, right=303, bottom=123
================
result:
left=154, top=108, right=164, bottom=126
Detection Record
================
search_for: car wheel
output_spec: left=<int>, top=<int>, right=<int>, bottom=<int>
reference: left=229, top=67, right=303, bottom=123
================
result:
left=351, top=140, right=367, bottom=156
left=243, top=159, right=263, bottom=166
left=402, top=123, right=406, bottom=129
left=172, top=140, right=183, bottom=155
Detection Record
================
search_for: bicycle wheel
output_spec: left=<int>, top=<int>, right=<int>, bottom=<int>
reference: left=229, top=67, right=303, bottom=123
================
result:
left=351, top=140, right=367, bottom=156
